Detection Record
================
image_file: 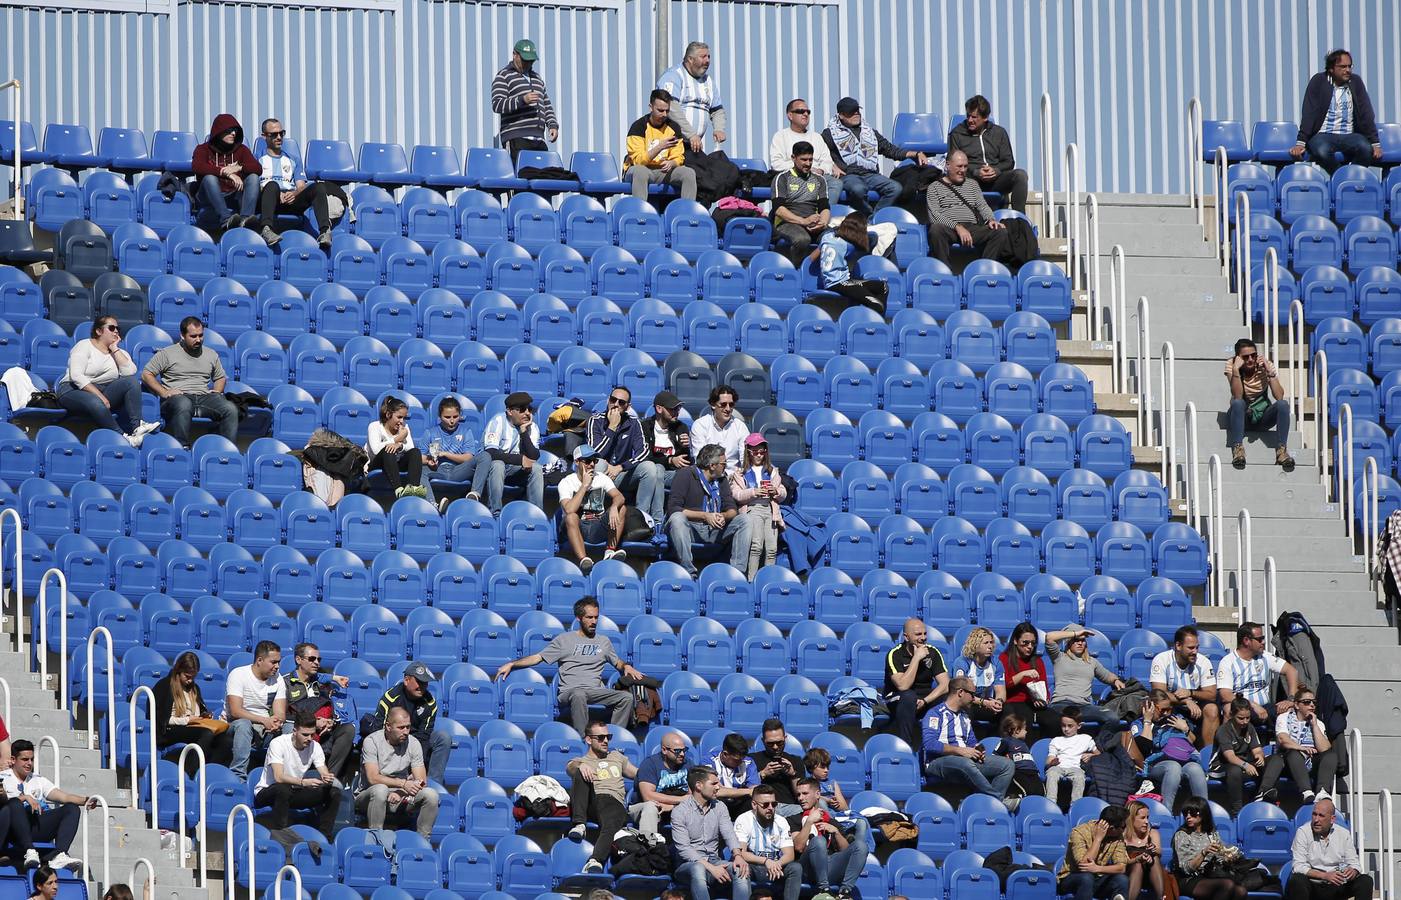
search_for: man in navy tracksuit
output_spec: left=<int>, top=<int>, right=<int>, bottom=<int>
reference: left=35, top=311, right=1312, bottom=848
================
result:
left=1290, top=48, right=1383, bottom=174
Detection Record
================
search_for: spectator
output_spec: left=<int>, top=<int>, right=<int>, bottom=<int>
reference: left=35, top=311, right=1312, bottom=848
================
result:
left=923, top=676, right=1015, bottom=802
left=1046, top=706, right=1099, bottom=809
left=817, top=213, right=888, bottom=315
left=951, top=626, right=1007, bottom=726
left=1215, top=696, right=1284, bottom=815
left=585, top=384, right=659, bottom=535
left=1217, top=620, right=1300, bottom=723
left=141, top=316, right=239, bottom=448
left=1225, top=338, right=1294, bottom=471
left=54, top=317, right=159, bottom=447
left=788, top=776, right=868, bottom=899
left=423, top=396, right=480, bottom=510
left=252, top=117, right=345, bottom=249
left=495, top=597, right=642, bottom=734
left=253, top=710, right=340, bottom=835
left=656, top=42, right=727, bottom=152
left=671, top=766, right=749, bottom=900
left=1045, top=626, right=1124, bottom=730
left=1288, top=796, right=1371, bottom=900
left=1058, top=806, right=1130, bottom=900
left=1290, top=49, right=1383, bottom=174
left=101, top=887, right=134, bottom=900
left=1, top=739, right=99, bottom=871
left=710, top=731, right=761, bottom=819
left=191, top=113, right=261, bottom=231
left=283, top=642, right=356, bottom=783
left=802, top=747, right=848, bottom=812
left=637, top=390, right=692, bottom=526
left=367, top=396, right=427, bottom=499
left=625, top=90, right=698, bottom=201
left=1150, top=625, right=1222, bottom=749
left=925, top=150, right=1014, bottom=265
left=557, top=444, right=629, bottom=573
left=1129, top=689, right=1208, bottom=812
left=947, top=94, right=1029, bottom=212
left=585, top=892, right=615, bottom=900
left=769, top=141, right=830, bottom=266
left=1273, top=686, right=1341, bottom=803
left=660, top=891, right=685, bottom=900
left=665, top=443, right=754, bottom=577
left=1172, top=796, right=1248, bottom=900
left=354, top=707, right=439, bottom=839
left=821, top=96, right=926, bottom=216
left=884, top=618, right=951, bottom=750
left=999, top=622, right=1051, bottom=736
left=225, top=640, right=288, bottom=781
left=629, top=729, right=690, bottom=838
left=995, top=713, right=1044, bottom=798
left=689, top=385, right=750, bottom=470
left=751, top=719, right=806, bottom=817
left=566, top=722, right=638, bottom=874
left=153, top=651, right=233, bottom=772
left=470, top=391, right=544, bottom=513
left=371, top=661, right=451, bottom=786
left=770, top=98, right=844, bottom=200
left=1123, top=799, right=1167, bottom=900
left=490, top=38, right=559, bottom=163
left=732, top=785, right=802, bottom=900
left=28, top=866, right=56, bottom=900
left=727, top=434, right=786, bottom=578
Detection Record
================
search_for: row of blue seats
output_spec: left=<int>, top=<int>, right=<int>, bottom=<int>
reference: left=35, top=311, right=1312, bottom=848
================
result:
left=1240, top=212, right=1400, bottom=273
left=1226, top=160, right=1401, bottom=225
left=1312, top=316, right=1401, bottom=383
left=1249, top=264, right=1401, bottom=329
left=1205, top=118, right=1401, bottom=166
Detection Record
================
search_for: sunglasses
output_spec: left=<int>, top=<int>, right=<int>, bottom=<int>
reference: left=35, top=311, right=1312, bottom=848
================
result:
left=755, top=801, right=777, bottom=809
left=588, top=733, right=612, bottom=741
left=715, top=401, right=735, bottom=408
left=1298, top=698, right=1317, bottom=705
left=302, top=655, right=321, bottom=663
left=264, top=131, right=286, bottom=139
left=790, top=109, right=812, bottom=115
left=609, top=396, right=629, bottom=406
left=663, top=746, right=687, bottom=754
left=104, top=324, right=120, bottom=332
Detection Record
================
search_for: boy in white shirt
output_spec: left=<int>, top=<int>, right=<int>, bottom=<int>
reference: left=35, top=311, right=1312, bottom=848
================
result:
left=226, top=641, right=288, bottom=780
left=1045, top=706, right=1099, bottom=809
left=0, top=739, right=99, bottom=872
left=557, top=444, right=628, bottom=575
left=254, top=711, right=340, bottom=834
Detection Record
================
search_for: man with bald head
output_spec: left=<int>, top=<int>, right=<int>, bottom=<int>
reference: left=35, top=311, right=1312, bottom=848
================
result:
left=885, top=618, right=949, bottom=749
left=355, top=706, right=440, bottom=838
left=1288, top=796, right=1371, bottom=900
left=925, top=149, right=1015, bottom=265
left=630, top=728, right=691, bottom=837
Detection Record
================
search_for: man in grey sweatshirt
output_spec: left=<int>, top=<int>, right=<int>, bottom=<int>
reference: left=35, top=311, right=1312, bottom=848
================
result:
left=946, top=94, right=1029, bottom=212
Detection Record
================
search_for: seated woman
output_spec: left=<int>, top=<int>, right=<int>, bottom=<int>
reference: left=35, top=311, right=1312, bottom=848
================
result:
left=1123, top=799, right=1166, bottom=900
left=1270, top=685, right=1341, bottom=803
left=1171, top=796, right=1247, bottom=900
left=951, top=626, right=1006, bottom=729
left=153, top=651, right=233, bottom=773
left=726, top=434, right=786, bottom=578
left=1128, top=688, right=1208, bottom=812
left=367, top=396, right=426, bottom=499
left=816, top=213, right=888, bottom=315
left=1044, top=625, right=1124, bottom=731
left=54, top=316, right=159, bottom=446
left=999, top=621, right=1052, bottom=739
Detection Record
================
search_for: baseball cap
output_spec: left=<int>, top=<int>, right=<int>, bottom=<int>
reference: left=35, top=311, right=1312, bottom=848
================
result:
left=653, top=390, right=682, bottom=410
left=836, top=97, right=861, bottom=115
left=573, top=444, right=600, bottom=462
left=504, top=391, right=534, bottom=410
left=744, top=433, right=768, bottom=447
left=405, top=661, right=435, bottom=683
left=514, top=39, right=539, bottom=61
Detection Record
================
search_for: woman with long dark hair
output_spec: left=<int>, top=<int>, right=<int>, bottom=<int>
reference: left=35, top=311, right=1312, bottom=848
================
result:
left=1172, top=797, right=1248, bottom=900
left=999, top=622, right=1051, bottom=736
left=54, top=316, right=159, bottom=445
left=153, top=651, right=233, bottom=772
left=817, top=213, right=888, bottom=314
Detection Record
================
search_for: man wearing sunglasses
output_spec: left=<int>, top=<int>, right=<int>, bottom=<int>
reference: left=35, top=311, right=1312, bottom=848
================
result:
left=769, top=99, right=844, bottom=206
left=689, top=384, right=749, bottom=471
left=583, top=385, right=658, bottom=538
left=733, top=784, right=802, bottom=900
left=253, top=117, right=347, bottom=250
left=1217, top=621, right=1300, bottom=725
left=566, top=724, right=638, bottom=874
left=629, top=728, right=691, bottom=838
left=283, top=642, right=356, bottom=783
left=923, top=676, right=1015, bottom=804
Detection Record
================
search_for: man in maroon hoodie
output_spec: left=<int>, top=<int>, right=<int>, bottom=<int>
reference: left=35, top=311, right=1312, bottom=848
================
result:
left=192, top=113, right=262, bottom=231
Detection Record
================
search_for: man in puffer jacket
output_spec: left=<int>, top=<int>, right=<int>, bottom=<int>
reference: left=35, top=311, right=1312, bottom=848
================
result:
left=191, top=112, right=262, bottom=231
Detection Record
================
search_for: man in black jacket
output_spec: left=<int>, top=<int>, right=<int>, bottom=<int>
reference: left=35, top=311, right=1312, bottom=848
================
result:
left=947, top=95, right=1029, bottom=212
left=821, top=96, right=927, bottom=216
left=372, top=661, right=451, bottom=787
left=284, top=642, right=357, bottom=783
left=665, top=443, right=753, bottom=577
left=638, top=390, right=692, bottom=525
left=1290, top=49, right=1383, bottom=174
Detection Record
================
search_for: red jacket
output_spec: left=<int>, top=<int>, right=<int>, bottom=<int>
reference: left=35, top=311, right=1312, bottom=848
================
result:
left=192, top=113, right=261, bottom=192
left=1000, top=649, right=1048, bottom=705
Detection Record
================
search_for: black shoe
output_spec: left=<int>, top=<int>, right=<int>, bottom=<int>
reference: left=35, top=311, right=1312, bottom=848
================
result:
left=223, top=213, right=247, bottom=230
left=318, top=230, right=334, bottom=251
left=1259, top=788, right=1279, bottom=805
left=307, top=841, right=323, bottom=864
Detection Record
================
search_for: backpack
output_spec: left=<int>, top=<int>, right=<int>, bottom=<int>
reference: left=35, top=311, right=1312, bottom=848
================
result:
left=616, top=674, right=662, bottom=727
left=1274, top=610, right=1326, bottom=693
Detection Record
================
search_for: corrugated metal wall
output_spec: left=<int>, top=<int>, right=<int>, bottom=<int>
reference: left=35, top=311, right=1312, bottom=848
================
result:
left=3, top=0, right=1399, bottom=195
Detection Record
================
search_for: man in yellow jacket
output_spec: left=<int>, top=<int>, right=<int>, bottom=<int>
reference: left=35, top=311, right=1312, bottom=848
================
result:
left=626, top=89, right=699, bottom=201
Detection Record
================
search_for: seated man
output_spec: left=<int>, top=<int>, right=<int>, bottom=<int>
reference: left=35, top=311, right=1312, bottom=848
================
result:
left=1288, top=796, right=1372, bottom=900
left=0, top=739, right=99, bottom=871
left=769, top=98, right=844, bottom=202
left=636, top=390, right=692, bottom=528
left=585, top=385, right=662, bottom=534
left=885, top=618, right=950, bottom=751
left=1058, top=806, right=1130, bottom=900
left=787, top=777, right=867, bottom=899
left=470, top=390, right=544, bottom=514
left=688, top=385, right=749, bottom=471
left=671, top=766, right=749, bottom=900
left=1149, top=625, right=1221, bottom=749
left=1290, top=49, right=1383, bottom=174
left=770, top=141, right=831, bottom=266
left=821, top=96, right=926, bottom=216
left=947, top=95, right=1030, bottom=212
left=253, top=710, right=340, bottom=835
left=1217, top=620, right=1301, bottom=726
left=924, top=150, right=1014, bottom=265
left=253, top=117, right=347, bottom=249
left=750, top=719, right=806, bottom=818
left=665, top=443, right=754, bottom=577
left=354, top=707, right=439, bottom=839
left=922, top=676, right=1014, bottom=802
left=1225, top=338, right=1294, bottom=471
left=371, top=662, right=452, bottom=786
left=141, top=316, right=239, bottom=448
left=566, top=723, right=639, bottom=874
left=283, top=641, right=356, bottom=783
left=225, top=640, right=288, bottom=781
left=557, top=444, right=629, bottom=574
left=624, top=90, right=698, bottom=201
left=629, top=729, right=691, bottom=838
left=733, top=785, right=802, bottom=900
left=710, top=731, right=760, bottom=819
left=191, top=113, right=261, bottom=230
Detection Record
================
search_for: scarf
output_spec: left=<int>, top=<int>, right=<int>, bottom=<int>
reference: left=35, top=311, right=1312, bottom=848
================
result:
left=825, top=114, right=879, bottom=171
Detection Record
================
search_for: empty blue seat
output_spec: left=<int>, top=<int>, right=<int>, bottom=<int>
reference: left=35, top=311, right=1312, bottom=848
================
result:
left=1343, top=215, right=1397, bottom=271
left=1290, top=215, right=1344, bottom=271
left=305, top=140, right=370, bottom=183
left=1312, top=316, right=1367, bottom=372
left=1332, top=164, right=1385, bottom=224
left=410, top=144, right=472, bottom=189
left=1276, top=162, right=1331, bottom=224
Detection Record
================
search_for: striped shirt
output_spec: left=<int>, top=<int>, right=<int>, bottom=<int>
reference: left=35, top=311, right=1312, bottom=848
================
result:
left=733, top=810, right=793, bottom=861
left=1321, top=82, right=1355, bottom=136
left=657, top=62, right=727, bottom=141
left=490, top=62, right=559, bottom=144
left=951, top=655, right=1004, bottom=698
left=925, top=177, right=995, bottom=230
left=1149, top=650, right=1216, bottom=693
left=1275, top=709, right=1318, bottom=750
left=1216, top=649, right=1286, bottom=705
left=921, top=701, right=975, bottom=756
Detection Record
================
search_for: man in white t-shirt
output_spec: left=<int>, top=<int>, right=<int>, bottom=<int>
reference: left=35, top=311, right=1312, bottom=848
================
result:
left=770, top=98, right=845, bottom=205
left=558, top=444, right=629, bottom=575
left=1, top=739, right=98, bottom=872
left=1217, top=620, right=1299, bottom=724
left=226, top=640, right=289, bottom=780
left=1149, top=625, right=1221, bottom=748
left=732, top=785, right=802, bottom=900
left=253, top=710, right=339, bottom=835
left=688, top=385, right=749, bottom=471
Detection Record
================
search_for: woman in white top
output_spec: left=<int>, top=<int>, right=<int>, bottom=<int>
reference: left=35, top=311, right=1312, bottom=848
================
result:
left=725, top=433, right=786, bottom=578
left=55, top=316, right=159, bottom=446
left=367, top=396, right=426, bottom=499
left=1271, top=685, right=1339, bottom=801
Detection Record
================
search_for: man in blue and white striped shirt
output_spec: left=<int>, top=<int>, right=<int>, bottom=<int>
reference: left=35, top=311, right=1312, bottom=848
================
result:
left=1149, top=625, right=1221, bottom=748
left=1289, top=48, right=1383, bottom=174
left=1216, top=621, right=1299, bottom=724
left=922, top=676, right=1014, bottom=801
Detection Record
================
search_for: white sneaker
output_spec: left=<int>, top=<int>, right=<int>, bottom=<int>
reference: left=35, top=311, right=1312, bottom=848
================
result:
left=568, top=823, right=586, bottom=841
left=48, top=852, right=81, bottom=872
left=582, top=858, right=603, bottom=874
left=134, top=420, right=162, bottom=438
left=23, top=849, right=39, bottom=869
left=604, top=548, right=627, bottom=562
left=466, top=491, right=481, bottom=503
left=124, top=431, right=146, bottom=448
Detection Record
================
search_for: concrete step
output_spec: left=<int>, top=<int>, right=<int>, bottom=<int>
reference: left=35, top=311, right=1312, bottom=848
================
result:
left=1101, top=275, right=1232, bottom=311
left=1092, top=255, right=1223, bottom=278
left=1090, top=224, right=1218, bottom=259
left=1218, top=543, right=1363, bottom=573
left=1249, top=588, right=1388, bottom=625
left=1089, top=205, right=1200, bottom=226
left=1219, top=514, right=1359, bottom=540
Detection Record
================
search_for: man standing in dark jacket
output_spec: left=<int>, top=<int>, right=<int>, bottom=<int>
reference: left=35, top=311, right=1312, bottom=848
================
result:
left=947, top=95, right=1029, bottom=212
left=821, top=96, right=927, bottom=216
left=1290, top=49, right=1383, bottom=174
left=584, top=385, right=656, bottom=535
left=372, top=661, right=451, bottom=786
left=490, top=39, right=560, bottom=163
left=191, top=113, right=262, bottom=231
left=665, top=443, right=754, bottom=577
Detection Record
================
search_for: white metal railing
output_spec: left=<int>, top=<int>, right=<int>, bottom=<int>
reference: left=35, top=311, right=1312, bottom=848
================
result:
left=1259, top=247, right=1281, bottom=358
left=1040, top=92, right=1056, bottom=237
left=0, top=507, right=24, bottom=654
left=1135, top=296, right=1153, bottom=444
left=226, top=804, right=256, bottom=900
left=129, top=686, right=157, bottom=825
left=0, top=677, right=10, bottom=727
left=273, top=864, right=304, bottom=900
left=80, top=794, right=111, bottom=892
left=1063, top=142, right=1081, bottom=288
left=1347, top=728, right=1365, bottom=856
left=1262, top=556, right=1278, bottom=631
left=1338, top=402, right=1356, bottom=541
left=1317, top=350, right=1332, bottom=495
left=1110, top=245, right=1128, bottom=393
left=1234, top=192, right=1252, bottom=314
left=1, top=81, right=21, bottom=220
left=36, top=734, right=60, bottom=783
left=1288, top=299, right=1307, bottom=448
left=1186, top=98, right=1204, bottom=226
left=1363, top=456, right=1380, bottom=580
left=36, top=567, right=68, bottom=700
left=1236, top=509, right=1253, bottom=615
left=86, top=626, right=115, bottom=769
left=1378, top=789, right=1394, bottom=900
left=177, top=743, right=208, bottom=887
left=1215, top=146, right=1231, bottom=270
left=1084, top=193, right=1103, bottom=343
left=1184, top=401, right=1201, bottom=530
left=1208, top=453, right=1224, bottom=606
left=1158, top=342, right=1177, bottom=488
left=129, top=858, right=155, bottom=900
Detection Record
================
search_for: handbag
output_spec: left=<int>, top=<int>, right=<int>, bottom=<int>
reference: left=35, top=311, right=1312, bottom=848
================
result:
left=187, top=717, right=229, bottom=736
left=1246, top=393, right=1272, bottom=425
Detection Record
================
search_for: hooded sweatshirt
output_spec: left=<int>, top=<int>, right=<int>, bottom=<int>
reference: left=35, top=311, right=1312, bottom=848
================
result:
left=192, top=113, right=261, bottom=193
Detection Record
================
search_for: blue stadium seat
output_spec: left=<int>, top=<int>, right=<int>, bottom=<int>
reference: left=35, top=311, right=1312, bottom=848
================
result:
left=892, top=461, right=947, bottom=528
left=966, top=412, right=1019, bottom=477
left=1251, top=121, right=1301, bottom=164
left=0, top=120, right=50, bottom=166
left=1225, top=161, right=1275, bottom=213
left=1311, top=316, right=1367, bottom=372
left=305, top=140, right=370, bottom=183
left=860, top=408, right=914, bottom=472
left=1042, top=519, right=1095, bottom=585
left=455, top=190, right=509, bottom=253
left=410, top=145, right=473, bottom=190
left=735, top=619, right=789, bottom=684
left=983, top=520, right=1039, bottom=586
left=1096, top=522, right=1152, bottom=587
left=1290, top=215, right=1344, bottom=271
left=892, top=308, right=942, bottom=371
left=557, top=194, right=611, bottom=259
left=609, top=197, right=665, bottom=257
left=912, top=410, right=967, bottom=474
left=1001, top=465, right=1054, bottom=532
left=1238, top=801, right=1293, bottom=865
left=1359, top=269, right=1401, bottom=331
left=1075, top=414, right=1131, bottom=477
left=872, top=206, right=930, bottom=269
left=82, top=170, right=137, bottom=232
left=929, top=516, right=985, bottom=585
left=360, top=141, right=420, bottom=188
left=1332, top=164, right=1385, bottom=224
left=538, top=244, right=590, bottom=301
left=28, top=168, right=83, bottom=233
left=1152, top=522, right=1210, bottom=588
left=749, top=251, right=802, bottom=315
left=864, top=733, right=921, bottom=801
left=929, top=359, right=983, bottom=424
left=663, top=198, right=718, bottom=261
left=1112, top=470, right=1170, bottom=534
left=1203, top=120, right=1252, bottom=162
left=44, top=122, right=106, bottom=169
left=963, top=259, right=1017, bottom=321
left=1276, top=162, right=1331, bottom=225
left=569, top=151, right=630, bottom=196
left=1343, top=215, right=1397, bottom=271
left=1015, top=263, right=1072, bottom=325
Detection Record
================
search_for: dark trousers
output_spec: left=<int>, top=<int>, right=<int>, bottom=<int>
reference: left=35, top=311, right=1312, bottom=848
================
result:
left=1305, top=132, right=1375, bottom=175
left=258, top=181, right=344, bottom=234
left=5, top=799, right=80, bottom=855
left=56, top=376, right=142, bottom=434
left=1222, top=753, right=1286, bottom=816
left=161, top=391, right=239, bottom=446
left=774, top=221, right=822, bottom=266
left=1279, top=746, right=1341, bottom=796
left=322, top=723, right=358, bottom=781
left=927, top=222, right=1014, bottom=265
left=889, top=690, right=924, bottom=749
left=828, top=279, right=888, bottom=315
left=255, top=781, right=341, bottom=835
left=974, top=168, right=1030, bottom=212
left=1059, top=872, right=1129, bottom=900
left=161, top=725, right=235, bottom=774
left=1286, top=873, right=1374, bottom=900
left=370, top=447, right=423, bottom=491
left=504, top=138, right=548, bottom=165
left=568, top=776, right=629, bottom=865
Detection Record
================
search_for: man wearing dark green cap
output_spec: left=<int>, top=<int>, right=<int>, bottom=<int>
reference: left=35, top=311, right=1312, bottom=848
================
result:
left=491, top=38, right=560, bottom=163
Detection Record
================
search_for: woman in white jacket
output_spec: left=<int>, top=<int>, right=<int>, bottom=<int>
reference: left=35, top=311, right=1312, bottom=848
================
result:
left=726, top=433, right=786, bottom=577
left=54, top=316, right=159, bottom=446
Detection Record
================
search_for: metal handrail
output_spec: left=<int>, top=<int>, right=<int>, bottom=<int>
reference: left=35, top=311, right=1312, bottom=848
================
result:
left=1135, top=296, right=1153, bottom=444
left=129, top=686, right=157, bottom=824
left=1317, top=350, right=1332, bottom=495
left=1159, top=342, right=1177, bottom=489
left=1064, top=142, right=1081, bottom=288
left=1234, top=192, right=1252, bottom=314
left=80, top=793, right=111, bottom=892
left=1208, top=453, right=1224, bottom=606
left=1288, top=299, right=1307, bottom=448
left=36, top=734, right=60, bottom=784
left=226, top=804, right=256, bottom=900
left=1216, top=146, right=1231, bottom=269
left=1378, top=789, right=1393, bottom=900
left=129, top=858, right=155, bottom=900
left=0, top=677, right=10, bottom=727
left=36, top=567, right=68, bottom=700
left=1261, top=247, right=1281, bottom=359
left=1085, top=194, right=1103, bottom=344
left=1363, top=457, right=1380, bottom=579
left=1040, top=93, right=1056, bottom=237
left=86, top=626, right=115, bottom=769
left=1, top=81, right=21, bottom=220
left=0, top=508, right=22, bottom=654
left=1262, top=556, right=1278, bottom=631
left=1110, top=245, right=1127, bottom=393
left=1339, top=402, right=1355, bottom=539
left=1184, top=401, right=1201, bottom=530
left=1187, top=98, right=1204, bottom=226
left=1236, top=509, right=1252, bottom=615
left=273, top=864, right=304, bottom=900
left=1347, top=728, right=1365, bottom=855
left=177, top=743, right=208, bottom=886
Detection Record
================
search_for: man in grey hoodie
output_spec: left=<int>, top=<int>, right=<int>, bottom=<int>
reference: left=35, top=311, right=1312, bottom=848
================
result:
left=946, top=95, right=1028, bottom=213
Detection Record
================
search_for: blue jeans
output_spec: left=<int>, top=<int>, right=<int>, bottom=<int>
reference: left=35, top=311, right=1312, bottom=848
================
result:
left=666, top=511, right=754, bottom=577
left=433, top=457, right=479, bottom=483
left=1149, top=758, right=1207, bottom=811
left=840, top=172, right=901, bottom=215
left=735, top=859, right=802, bottom=900
left=1059, top=872, right=1130, bottom=900
left=1227, top=397, right=1290, bottom=448
left=470, top=457, right=545, bottom=513
left=617, top=461, right=665, bottom=525
left=925, top=752, right=1015, bottom=798
left=801, top=816, right=869, bottom=892
left=1305, top=131, right=1375, bottom=175
left=423, top=728, right=450, bottom=785
left=676, top=860, right=743, bottom=900
left=196, top=173, right=261, bottom=226
left=161, top=391, right=240, bottom=446
left=228, top=717, right=267, bottom=780
left=56, top=375, right=142, bottom=433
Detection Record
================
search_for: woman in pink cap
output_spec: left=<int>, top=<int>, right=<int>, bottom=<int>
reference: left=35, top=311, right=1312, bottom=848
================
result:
left=727, top=433, right=787, bottom=577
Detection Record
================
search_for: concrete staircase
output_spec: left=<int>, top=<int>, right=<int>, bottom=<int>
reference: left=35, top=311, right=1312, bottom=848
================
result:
left=1092, top=192, right=1401, bottom=877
